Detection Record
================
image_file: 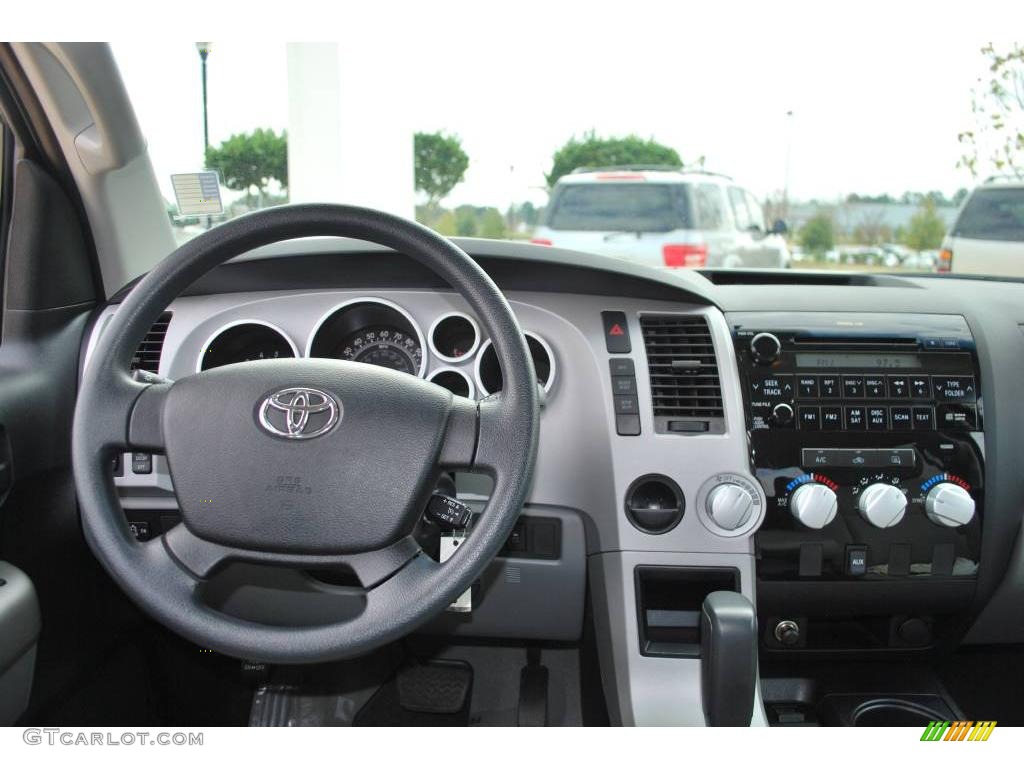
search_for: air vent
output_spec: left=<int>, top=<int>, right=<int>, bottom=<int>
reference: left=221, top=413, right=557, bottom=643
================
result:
left=640, top=314, right=723, bottom=432
left=130, top=312, right=172, bottom=374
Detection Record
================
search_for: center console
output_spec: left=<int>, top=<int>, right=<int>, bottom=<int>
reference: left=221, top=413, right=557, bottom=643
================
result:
left=729, top=312, right=984, bottom=654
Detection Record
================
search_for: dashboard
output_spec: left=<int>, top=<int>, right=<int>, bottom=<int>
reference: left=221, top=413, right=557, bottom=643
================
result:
left=86, top=237, right=1024, bottom=726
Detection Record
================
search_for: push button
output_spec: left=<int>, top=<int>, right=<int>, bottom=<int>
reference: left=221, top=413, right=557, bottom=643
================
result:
left=820, top=376, right=841, bottom=399
left=608, top=358, right=635, bottom=377
left=932, top=376, right=977, bottom=403
left=912, top=406, right=934, bottom=430
left=864, top=376, right=886, bottom=398
left=821, top=406, right=843, bottom=431
left=845, top=406, right=866, bottom=430
left=750, top=374, right=794, bottom=403
left=867, top=407, right=888, bottom=431
left=909, top=376, right=931, bottom=399
left=798, top=406, right=820, bottom=430
left=616, top=415, right=641, bottom=436
left=614, top=395, right=639, bottom=415
left=936, top=404, right=977, bottom=430
left=132, top=453, right=153, bottom=475
left=601, top=311, right=631, bottom=354
left=842, top=375, right=865, bottom=398
left=890, top=406, right=913, bottom=431
left=888, top=376, right=909, bottom=398
left=797, top=376, right=819, bottom=398
left=611, top=376, right=637, bottom=395
left=845, top=545, right=868, bottom=577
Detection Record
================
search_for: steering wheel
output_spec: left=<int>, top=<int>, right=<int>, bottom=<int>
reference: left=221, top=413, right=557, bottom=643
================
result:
left=72, top=205, right=540, bottom=663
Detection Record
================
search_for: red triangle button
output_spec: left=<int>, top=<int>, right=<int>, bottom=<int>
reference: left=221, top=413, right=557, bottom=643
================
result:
left=609, top=324, right=625, bottom=336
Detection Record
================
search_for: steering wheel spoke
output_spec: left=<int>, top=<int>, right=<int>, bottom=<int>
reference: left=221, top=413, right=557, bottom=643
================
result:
left=162, top=522, right=423, bottom=588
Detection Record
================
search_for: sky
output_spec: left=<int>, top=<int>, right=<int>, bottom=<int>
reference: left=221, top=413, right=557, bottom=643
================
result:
left=108, top=3, right=1024, bottom=212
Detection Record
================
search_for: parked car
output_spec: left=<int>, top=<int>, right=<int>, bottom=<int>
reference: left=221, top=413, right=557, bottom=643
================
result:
left=531, top=167, right=790, bottom=269
left=940, top=179, right=1024, bottom=276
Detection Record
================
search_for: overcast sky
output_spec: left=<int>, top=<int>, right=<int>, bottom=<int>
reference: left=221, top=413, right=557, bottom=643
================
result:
left=110, top=4, right=1024, bottom=210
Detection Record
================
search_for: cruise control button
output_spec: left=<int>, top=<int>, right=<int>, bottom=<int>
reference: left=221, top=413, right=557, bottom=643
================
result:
left=798, top=406, right=820, bottom=430
left=845, top=405, right=866, bottom=430
left=890, top=406, right=913, bottom=431
left=821, top=406, right=843, bottom=431
left=820, top=376, right=841, bottom=398
left=888, top=376, right=909, bottom=398
left=797, top=376, right=819, bottom=398
left=867, top=407, right=888, bottom=430
left=910, top=376, right=931, bottom=399
left=842, top=375, right=865, bottom=398
left=912, top=406, right=934, bottom=430
left=933, top=376, right=977, bottom=403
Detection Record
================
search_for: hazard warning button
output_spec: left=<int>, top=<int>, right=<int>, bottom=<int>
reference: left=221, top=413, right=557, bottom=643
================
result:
left=601, top=311, right=632, bottom=353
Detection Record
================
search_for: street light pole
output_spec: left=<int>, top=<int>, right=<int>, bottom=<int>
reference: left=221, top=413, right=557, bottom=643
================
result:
left=196, top=43, right=212, bottom=160
left=783, top=109, right=794, bottom=219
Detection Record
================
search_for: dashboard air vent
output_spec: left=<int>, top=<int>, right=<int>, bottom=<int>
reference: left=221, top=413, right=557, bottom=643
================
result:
left=640, top=314, right=723, bottom=430
left=130, top=312, right=172, bottom=374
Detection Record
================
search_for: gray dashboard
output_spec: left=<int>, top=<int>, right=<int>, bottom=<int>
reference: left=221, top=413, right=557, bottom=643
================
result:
left=84, top=238, right=1024, bottom=724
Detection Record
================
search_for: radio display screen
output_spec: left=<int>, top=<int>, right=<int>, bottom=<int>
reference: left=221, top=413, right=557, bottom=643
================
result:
left=795, top=352, right=923, bottom=369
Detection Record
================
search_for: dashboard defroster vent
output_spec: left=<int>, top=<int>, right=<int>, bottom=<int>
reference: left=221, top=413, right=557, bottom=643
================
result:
left=640, top=314, right=724, bottom=432
left=130, top=312, right=173, bottom=374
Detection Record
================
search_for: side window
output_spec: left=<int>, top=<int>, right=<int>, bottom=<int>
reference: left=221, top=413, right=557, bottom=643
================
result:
left=693, top=183, right=727, bottom=230
left=745, top=191, right=766, bottom=231
left=727, top=186, right=751, bottom=230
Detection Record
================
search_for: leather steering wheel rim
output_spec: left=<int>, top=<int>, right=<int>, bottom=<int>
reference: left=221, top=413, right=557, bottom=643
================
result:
left=72, top=204, right=540, bottom=663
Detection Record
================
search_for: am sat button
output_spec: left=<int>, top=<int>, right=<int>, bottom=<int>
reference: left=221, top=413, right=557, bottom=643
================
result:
left=845, top=406, right=866, bottom=430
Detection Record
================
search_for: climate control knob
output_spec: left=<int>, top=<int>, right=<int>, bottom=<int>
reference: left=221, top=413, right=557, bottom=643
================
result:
left=925, top=483, right=976, bottom=528
left=858, top=483, right=907, bottom=528
left=789, top=483, right=838, bottom=529
left=705, top=483, right=755, bottom=531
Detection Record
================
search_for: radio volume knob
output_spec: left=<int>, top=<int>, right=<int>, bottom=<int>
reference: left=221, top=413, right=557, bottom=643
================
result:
left=925, top=483, right=975, bottom=527
left=789, top=483, right=838, bottom=529
left=858, top=483, right=907, bottom=528
left=750, top=332, right=781, bottom=363
left=706, top=483, right=755, bottom=531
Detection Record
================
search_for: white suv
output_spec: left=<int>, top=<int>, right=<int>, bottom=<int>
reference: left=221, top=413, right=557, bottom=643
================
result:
left=940, top=179, right=1024, bottom=276
left=531, top=167, right=790, bottom=269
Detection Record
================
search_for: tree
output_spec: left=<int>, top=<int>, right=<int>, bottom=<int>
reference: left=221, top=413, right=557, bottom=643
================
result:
left=205, top=128, right=287, bottom=205
left=800, top=213, right=834, bottom=255
left=414, top=132, right=469, bottom=207
left=902, top=199, right=948, bottom=251
left=546, top=131, right=682, bottom=187
left=958, top=43, right=1024, bottom=179
left=851, top=208, right=890, bottom=245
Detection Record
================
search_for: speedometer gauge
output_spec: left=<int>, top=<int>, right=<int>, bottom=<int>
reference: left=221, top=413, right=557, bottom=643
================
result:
left=340, top=327, right=422, bottom=375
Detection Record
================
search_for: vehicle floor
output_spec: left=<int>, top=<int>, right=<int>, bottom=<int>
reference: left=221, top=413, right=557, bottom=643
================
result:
left=22, top=620, right=605, bottom=727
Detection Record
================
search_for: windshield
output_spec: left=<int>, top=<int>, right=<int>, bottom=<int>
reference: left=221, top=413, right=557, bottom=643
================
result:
left=113, top=35, right=1024, bottom=278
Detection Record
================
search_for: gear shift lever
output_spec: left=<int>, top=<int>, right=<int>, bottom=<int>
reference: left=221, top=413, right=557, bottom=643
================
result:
left=700, top=591, right=757, bottom=726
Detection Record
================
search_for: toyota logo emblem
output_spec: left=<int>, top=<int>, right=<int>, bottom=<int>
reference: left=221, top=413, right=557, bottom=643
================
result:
left=258, top=387, right=341, bottom=439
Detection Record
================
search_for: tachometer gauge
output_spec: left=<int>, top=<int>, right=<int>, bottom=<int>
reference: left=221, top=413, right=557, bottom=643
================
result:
left=340, top=327, right=422, bottom=375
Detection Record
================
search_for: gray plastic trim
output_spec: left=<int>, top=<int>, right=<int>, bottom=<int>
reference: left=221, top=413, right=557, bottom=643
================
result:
left=426, top=366, right=475, bottom=399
